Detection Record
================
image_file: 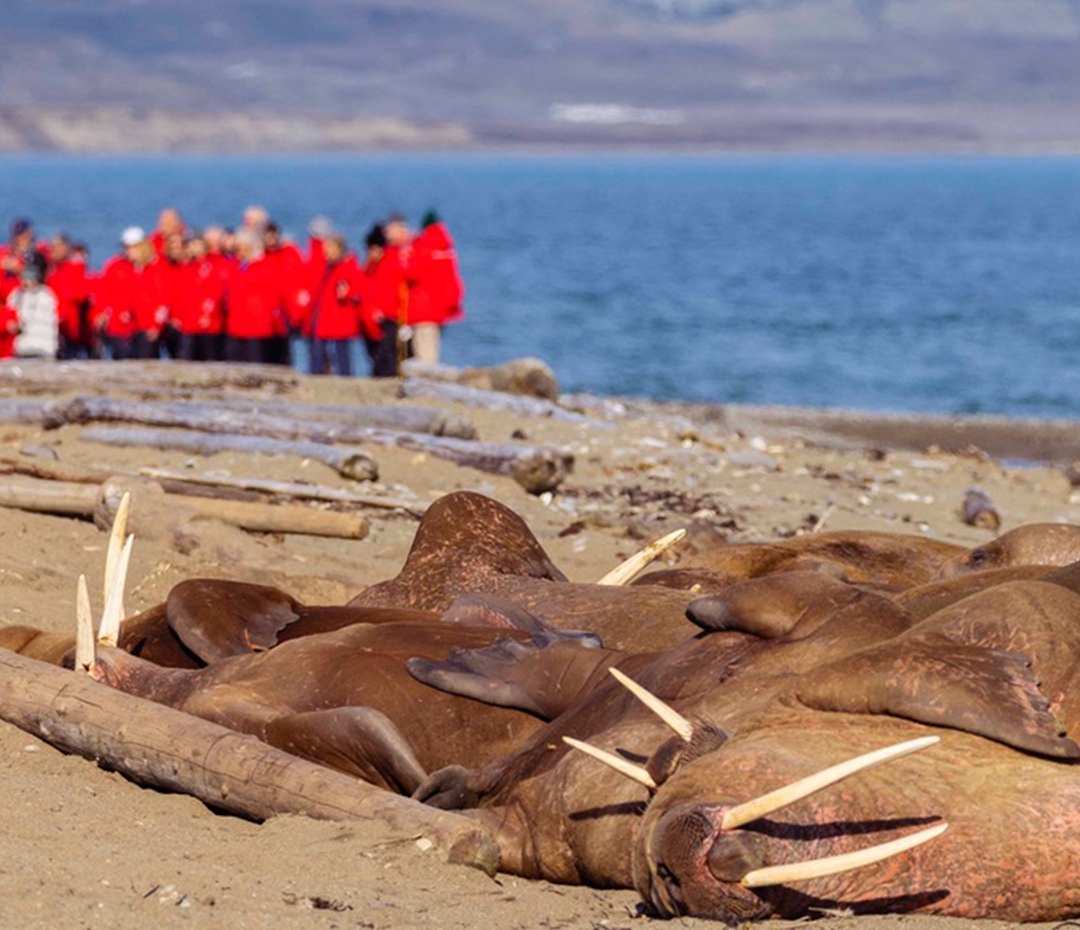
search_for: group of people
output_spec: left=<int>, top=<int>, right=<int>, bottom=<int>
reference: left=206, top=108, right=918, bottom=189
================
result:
left=0, top=206, right=464, bottom=377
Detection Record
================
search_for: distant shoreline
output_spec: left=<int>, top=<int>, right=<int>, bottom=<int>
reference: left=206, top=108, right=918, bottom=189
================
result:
left=570, top=393, right=1080, bottom=467
left=3, top=106, right=1080, bottom=159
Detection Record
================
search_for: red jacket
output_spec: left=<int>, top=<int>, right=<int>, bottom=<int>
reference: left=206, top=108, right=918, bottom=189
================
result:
left=225, top=257, right=285, bottom=339
left=177, top=254, right=231, bottom=335
left=363, top=250, right=408, bottom=340
left=303, top=255, right=365, bottom=340
left=265, top=242, right=307, bottom=335
left=46, top=258, right=92, bottom=342
left=0, top=303, right=17, bottom=358
left=97, top=255, right=167, bottom=338
left=153, top=257, right=187, bottom=329
left=0, top=241, right=49, bottom=303
left=405, top=223, right=464, bottom=325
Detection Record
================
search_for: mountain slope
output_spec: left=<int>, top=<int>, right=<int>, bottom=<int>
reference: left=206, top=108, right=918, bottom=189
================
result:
left=2, top=0, right=1079, bottom=152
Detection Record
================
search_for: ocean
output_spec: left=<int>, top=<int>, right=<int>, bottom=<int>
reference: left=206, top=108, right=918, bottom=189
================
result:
left=2, top=153, right=1080, bottom=419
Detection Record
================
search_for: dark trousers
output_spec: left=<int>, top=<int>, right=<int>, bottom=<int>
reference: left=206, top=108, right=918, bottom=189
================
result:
left=131, top=331, right=160, bottom=359
left=226, top=336, right=273, bottom=364
left=179, top=332, right=225, bottom=362
left=310, top=338, right=353, bottom=376
left=105, top=335, right=135, bottom=360
left=364, top=321, right=399, bottom=378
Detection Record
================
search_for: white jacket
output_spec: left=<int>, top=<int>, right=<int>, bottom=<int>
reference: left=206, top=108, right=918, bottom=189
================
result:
left=9, top=285, right=59, bottom=359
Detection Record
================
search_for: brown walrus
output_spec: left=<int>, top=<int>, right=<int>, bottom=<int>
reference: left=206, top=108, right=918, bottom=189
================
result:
left=936, top=522, right=1080, bottom=577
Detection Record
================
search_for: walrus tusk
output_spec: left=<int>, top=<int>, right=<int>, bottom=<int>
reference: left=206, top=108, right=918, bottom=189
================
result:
left=739, top=822, right=948, bottom=888
left=74, top=575, right=95, bottom=673
left=563, top=736, right=657, bottom=789
left=597, top=528, right=686, bottom=586
left=103, top=491, right=131, bottom=605
left=608, top=668, right=694, bottom=742
left=721, top=736, right=940, bottom=831
left=98, top=533, right=133, bottom=648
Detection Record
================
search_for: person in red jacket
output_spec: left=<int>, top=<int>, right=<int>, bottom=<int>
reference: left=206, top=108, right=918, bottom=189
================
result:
left=96, top=226, right=161, bottom=360
left=224, top=230, right=287, bottom=364
left=0, top=218, right=46, bottom=304
left=0, top=300, right=17, bottom=359
left=302, top=233, right=363, bottom=376
left=263, top=222, right=305, bottom=366
left=176, top=234, right=229, bottom=361
left=149, top=207, right=186, bottom=258
left=361, top=224, right=407, bottom=378
left=154, top=232, right=189, bottom=358
left=403, top=209, right=465, bottom=363
left=46, top=233, right=93, bottom=359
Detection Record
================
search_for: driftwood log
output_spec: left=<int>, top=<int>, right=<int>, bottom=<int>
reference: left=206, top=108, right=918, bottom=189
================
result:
left=962, top=486, right=1002, bottom=529
left=0, top=359, right=299, bottom=393
left=81, top=426, right=380, bottom=482
left=0, top=649, right=499, bottom=872
left=0, top=474, right=369, bottom=539
left=201, top=396, right=477, bottom=439
left=400, top=357, right=559, bottom=400
left=400, top=378, right=611, bottom=428
left=139, top=467, right=427, bottom=514
left=49, top=398, right=572, bottom=494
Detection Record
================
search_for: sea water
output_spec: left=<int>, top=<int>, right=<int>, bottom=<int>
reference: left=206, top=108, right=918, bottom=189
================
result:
left=2, top=153, right=1079, bottom=418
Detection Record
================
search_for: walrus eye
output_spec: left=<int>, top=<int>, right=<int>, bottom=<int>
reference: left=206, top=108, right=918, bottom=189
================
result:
left=968, top=549, right=990, bottom=567
left=608, top=667, right=729, bottom=785
left=647, top=722, right=729, bottom=786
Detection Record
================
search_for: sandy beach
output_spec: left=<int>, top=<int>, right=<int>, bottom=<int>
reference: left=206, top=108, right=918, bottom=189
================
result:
left=0, top=359, right=1074, bottom=930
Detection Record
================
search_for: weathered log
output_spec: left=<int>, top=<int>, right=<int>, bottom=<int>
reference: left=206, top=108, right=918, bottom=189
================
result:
left=400, top=378, right=611, bottom=428
left=0, top=474, right=369, bottom=539
left=54, top=399, right=572, bottom=493
left=48, top=395, right=474, bottom=443
left=0, top=472, right=100, bottom=516
left=139, top=467, right=427, bottom=514
left=203, top=396, right=477, bottom=439
left=0, top=397, right=55, bottom=424
left=0, top=456, right=265, bottom=503
left=0, top=455, right=114, bottom=485
left=80, top=426, right=379, bottom=482
left=0, top=649, right=499, bottom=872
left=962, top=486, right=1002, bottom=530
left=0, top=358, right=299, bottom=392
left=401, top=356, right=559, bottom=400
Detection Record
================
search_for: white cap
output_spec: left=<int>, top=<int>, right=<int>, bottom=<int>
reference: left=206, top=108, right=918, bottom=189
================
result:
left=120, top=226, right=146, bottom=247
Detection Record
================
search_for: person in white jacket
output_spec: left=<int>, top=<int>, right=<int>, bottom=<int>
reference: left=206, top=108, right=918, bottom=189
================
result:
left=7, top=262, right=59, bottom=359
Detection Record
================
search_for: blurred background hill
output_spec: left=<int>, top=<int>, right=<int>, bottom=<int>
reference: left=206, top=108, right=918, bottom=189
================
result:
left=2, top=0, right=1080, bottom=153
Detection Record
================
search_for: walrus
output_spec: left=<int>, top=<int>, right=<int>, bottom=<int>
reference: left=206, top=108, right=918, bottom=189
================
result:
left=661, top=530, right=965, bottom=590
left=0, top=579, right=445, bottom=669
left=348, top=490, right=701, bottom=652
left=936, top=522, right=1080, bottom=577
left=409, top=571, right=1080, bottom=923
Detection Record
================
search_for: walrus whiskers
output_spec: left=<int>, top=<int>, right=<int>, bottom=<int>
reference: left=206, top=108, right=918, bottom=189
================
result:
left=720, top=736, right=940, bottom=831
left=563, top=736, right=657, bottom=789
left=597, top=528, right=686, bottom=586
left=608, top=667, right=694, bottom=741
left=739, top=822, right=948, bottom=888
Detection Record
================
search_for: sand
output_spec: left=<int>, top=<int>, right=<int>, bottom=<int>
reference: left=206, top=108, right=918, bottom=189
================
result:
left=0, top=360, right=1073, bottom=930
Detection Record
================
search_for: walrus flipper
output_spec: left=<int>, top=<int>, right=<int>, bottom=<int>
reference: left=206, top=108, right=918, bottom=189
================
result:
left=796, top=633, right=1080, bottom=759
left=442, top=593, right=602, bottom=647
left=167, top=580, right=302, bottom=662
left=264, top=707, right=428, bottom=795
left=408, top=633, right=619, bottom=720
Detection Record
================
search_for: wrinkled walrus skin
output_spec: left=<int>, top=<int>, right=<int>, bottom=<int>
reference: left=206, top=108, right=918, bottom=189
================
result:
left=347, top=491, right=701, bottom=652
left=413, top=571, right=1080, bottom=923
left=87, top=620, right=551, bottom=794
